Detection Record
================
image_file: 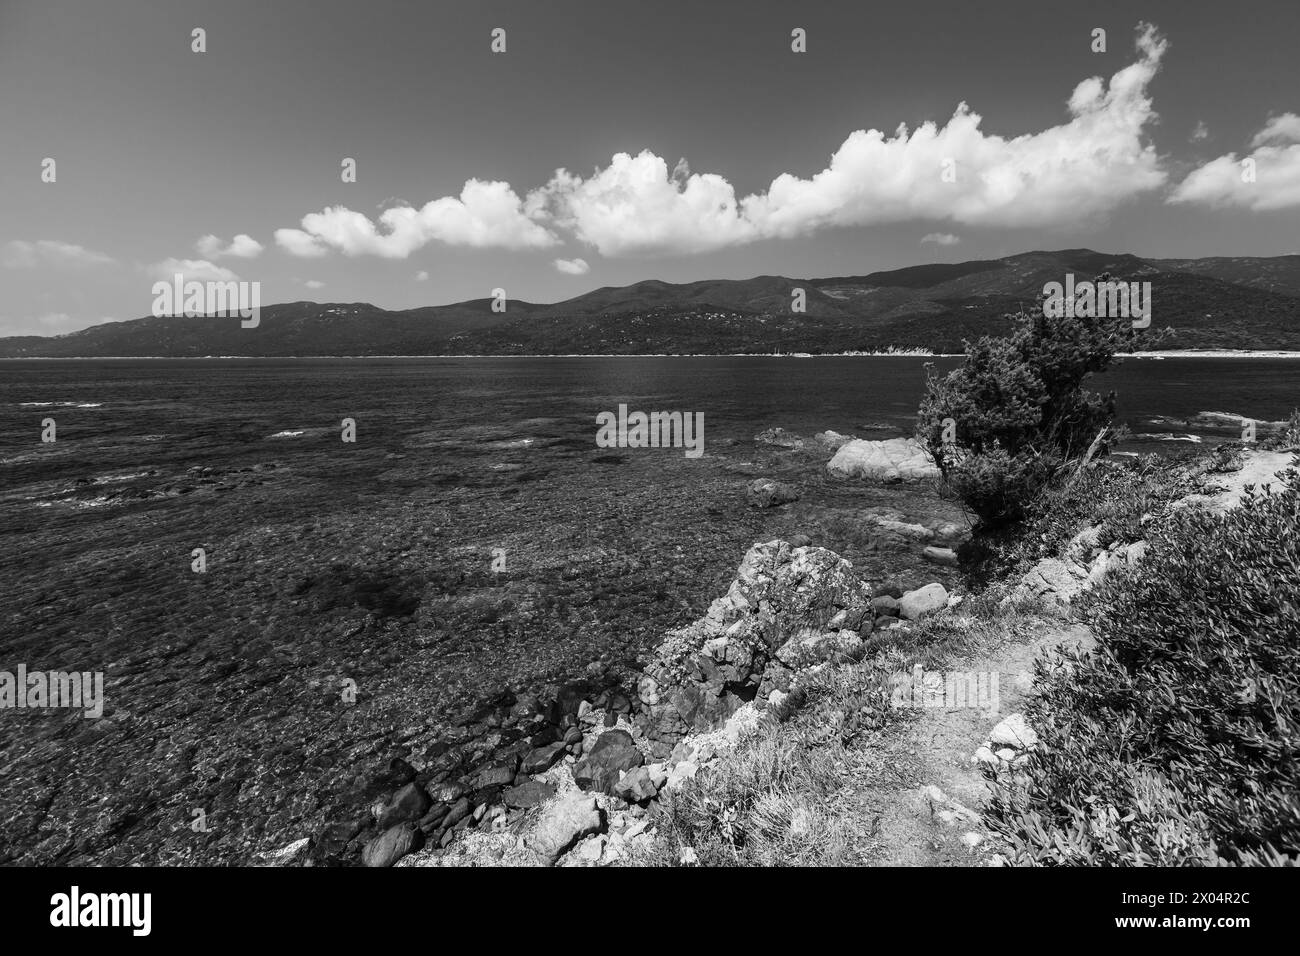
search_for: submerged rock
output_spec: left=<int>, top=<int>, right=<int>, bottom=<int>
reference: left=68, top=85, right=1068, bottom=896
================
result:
left=746, top=478, right=801, bottom=508
left=754, top=427, right=806, bottom=449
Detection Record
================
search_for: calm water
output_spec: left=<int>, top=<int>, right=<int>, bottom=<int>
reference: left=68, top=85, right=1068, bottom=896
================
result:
left=3, top=353, right=1296, bottom=443
left=0, top=355, right=1296, bottom=864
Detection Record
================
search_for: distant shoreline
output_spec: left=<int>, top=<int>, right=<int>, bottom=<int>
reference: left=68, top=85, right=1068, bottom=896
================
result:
left=4, top=349, right=1300, bottom=360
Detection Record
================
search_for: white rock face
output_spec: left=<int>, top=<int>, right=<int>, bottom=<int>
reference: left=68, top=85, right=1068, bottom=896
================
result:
left=776, top=627, right=863, bottom=667
left=990, top=713, right=1038, bottom=749
left=826, top=438, right=940, bottom=482
left=899, top=583, right=949, bottom=620
left=526, top=792, right=604, bottom=866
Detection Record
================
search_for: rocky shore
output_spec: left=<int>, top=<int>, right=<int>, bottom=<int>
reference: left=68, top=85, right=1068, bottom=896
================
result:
left=267, top=534, right=959, bottom=868
left=268, top=429, right=966, bottom=868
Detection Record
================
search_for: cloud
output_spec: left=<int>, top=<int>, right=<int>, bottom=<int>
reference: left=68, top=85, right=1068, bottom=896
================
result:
left=552, top=257, right=590, bottom=275
left=276, top=180, right=558, bottom=258
left=274, top=228, right=330, bottom=258
left=196, top=233, right=264, bottom=259
left=148, top=258, right=240, bottom=282
left=530, top=153, right=758, bottom=257
left=921, top=232, right=961, bottom=246
left=1191, top=120, right=1209, bottom=142
left=3, top=239, right=115, bottom=269
left=1251, top=113, right=1300, bottom=147
left=526, top=24, right=1169, bottom=256
left=1169, top=113, right=1300, bottom=211
left=415, top=270, right=429, bottom=281
left=304, top=279, right=324, bottom=289
left=266, top=24, right=1169, bottom=260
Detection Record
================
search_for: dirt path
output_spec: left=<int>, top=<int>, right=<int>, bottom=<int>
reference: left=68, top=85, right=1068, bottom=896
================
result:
left=847, top=621, right=1096, bottom=866
left=1185, top=450, right=1296, bottom=513
left=848, top=449, right=1296, bottom=866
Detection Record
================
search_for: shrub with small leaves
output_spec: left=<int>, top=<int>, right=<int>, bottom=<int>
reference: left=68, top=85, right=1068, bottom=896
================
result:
left=918, top=283, right=1158, bottom=526
left=986, top=467, right=1300, bottom=865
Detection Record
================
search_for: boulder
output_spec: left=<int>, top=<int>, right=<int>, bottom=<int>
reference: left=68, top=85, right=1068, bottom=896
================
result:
left=376, top=782, right=432, bottom=830
left=931, top=522, right=969, bottom=546
left=442, top=797, right=472, bottom=830
left=991, top=713, right=1039, bottom=749
left=898, top=583, right=949, bottom=620
left=614, top=766, right=661, bottom=804
left=572, top=729, right=644, bottom=794
left=503, top=779, right=557, bottom=809
left=471, top=758, right=518, bottom=790
left=308, top=819, right=363, bottom=866
left=361, top=823, right=421, bottom=867
left=520, top=741, right=568, bottom=775
left=871, top=595, right=901, bottom=616
left=827, top=438, right=939, bottom=482
left=746, top=478, right=801, bottom=508
left=922, top=546, right=958, bottom=567
left=1012, top=557, right=1090, bottom=609
left=527, top=792, right=604, bottom=865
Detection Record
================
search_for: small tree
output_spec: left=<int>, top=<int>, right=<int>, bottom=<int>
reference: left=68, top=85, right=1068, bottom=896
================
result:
left=917, top=277, right=1156, bottom=526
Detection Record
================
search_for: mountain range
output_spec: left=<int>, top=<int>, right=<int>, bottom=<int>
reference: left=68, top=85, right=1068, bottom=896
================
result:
left=5, top=248, right=1300, bottom=357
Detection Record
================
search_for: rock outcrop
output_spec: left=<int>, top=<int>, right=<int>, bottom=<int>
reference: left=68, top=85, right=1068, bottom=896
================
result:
left=634, top=540, right=874, bottom=744
left=827, top=438, right=940, bottom=482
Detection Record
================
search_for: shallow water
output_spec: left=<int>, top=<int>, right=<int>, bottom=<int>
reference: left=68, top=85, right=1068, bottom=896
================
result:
left=0, top=355, right=1294, bottom=863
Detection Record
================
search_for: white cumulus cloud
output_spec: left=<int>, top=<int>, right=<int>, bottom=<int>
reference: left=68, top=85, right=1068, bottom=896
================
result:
left=276, top=180, right=557, bottom=258
left=552, top=257, right=590, bottom=275
left=530, top=152, right=759, bottom=257
left=148, top=258, right=240, bottom=282
left=196, top=233, right=264, bottom=259
left=528, top=24, right=1169, bottom=256
left=921, top=232, right=962, bottom=246
left=267, top=24, right=1172, bottom=261
left=1169, top=112, right=1300, bottom=211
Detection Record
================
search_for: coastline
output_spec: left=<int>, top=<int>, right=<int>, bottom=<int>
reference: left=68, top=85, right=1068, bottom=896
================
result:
left=7, top=349, right=1300, bottom=360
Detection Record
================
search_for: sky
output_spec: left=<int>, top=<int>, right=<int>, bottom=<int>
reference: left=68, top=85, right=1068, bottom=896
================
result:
left=1, top=0, right=1298, bottom=336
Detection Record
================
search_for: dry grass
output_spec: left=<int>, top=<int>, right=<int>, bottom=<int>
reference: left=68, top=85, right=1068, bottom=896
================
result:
left=639, top=596, right=1054, bottom=867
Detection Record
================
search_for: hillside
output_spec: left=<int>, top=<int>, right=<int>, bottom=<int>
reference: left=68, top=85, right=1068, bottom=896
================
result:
left=3, top=249, right=1298, bottom=357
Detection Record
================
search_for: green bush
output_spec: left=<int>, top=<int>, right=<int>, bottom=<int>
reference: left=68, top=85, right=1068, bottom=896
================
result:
left=959, top=453, right=1201, bottom=584
left=986, top=467, right=1300, bottom=865
left=918, top=284, right=1156, bottom=526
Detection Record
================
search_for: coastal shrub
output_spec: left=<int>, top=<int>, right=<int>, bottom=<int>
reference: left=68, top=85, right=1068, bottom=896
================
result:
left=917, top=287, right=1154, bottom=526
left=985, top=470, right=1300, bottom=865
left=1264, top=407, right=1300, bottom=451
left=958, top=454, right=1195, bottom=584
